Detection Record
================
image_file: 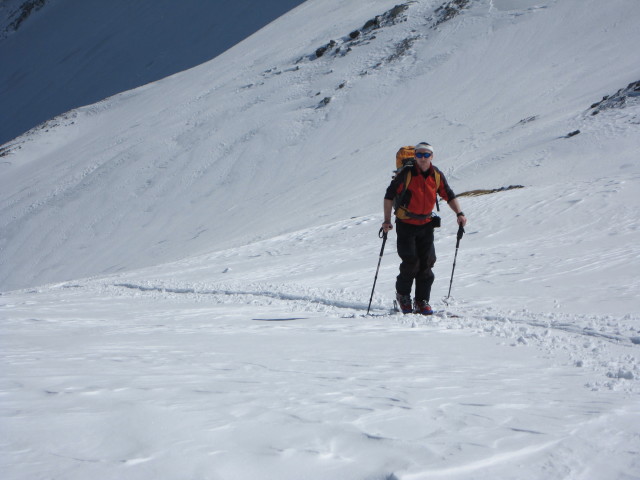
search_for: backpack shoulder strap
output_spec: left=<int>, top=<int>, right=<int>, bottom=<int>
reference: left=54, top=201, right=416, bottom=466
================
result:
left=393, top=166, right=413, bottom=211
left=433, top=166, right=442, bottom=212
left=399, top=168, right=412, bottom=201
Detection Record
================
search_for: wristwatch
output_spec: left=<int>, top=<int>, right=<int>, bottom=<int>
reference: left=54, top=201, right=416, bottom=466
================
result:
left=456, top=212, right=465, bottom=217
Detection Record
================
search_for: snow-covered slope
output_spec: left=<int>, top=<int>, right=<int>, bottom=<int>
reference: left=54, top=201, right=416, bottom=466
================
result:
left=3, top=259, right=639, bottom=480
left=2, top=1, right=640, bottom=478
left=0, top=0, right=306, bottom=146
left=1, top=0, right=638, bottom=297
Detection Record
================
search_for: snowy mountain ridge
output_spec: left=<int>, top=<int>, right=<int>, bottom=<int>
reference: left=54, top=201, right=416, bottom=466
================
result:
left=0, top=0, right=307, bottom=146
left=2, top=0, right=638, bottom=296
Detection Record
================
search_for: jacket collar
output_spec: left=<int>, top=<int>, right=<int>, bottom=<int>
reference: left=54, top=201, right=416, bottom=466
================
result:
left=413, top=164, right=434, bottom=177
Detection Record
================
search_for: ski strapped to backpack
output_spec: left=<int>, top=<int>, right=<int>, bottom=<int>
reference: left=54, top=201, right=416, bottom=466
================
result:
left=393, top=145, right=441, bottom=221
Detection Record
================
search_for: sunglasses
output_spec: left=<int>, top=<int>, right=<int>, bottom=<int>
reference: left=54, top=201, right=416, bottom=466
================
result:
left=415, top=151, right=432, bottom=159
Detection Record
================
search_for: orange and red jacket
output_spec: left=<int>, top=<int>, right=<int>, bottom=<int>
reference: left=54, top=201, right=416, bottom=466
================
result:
left=384, top=165, right=456, bottom=225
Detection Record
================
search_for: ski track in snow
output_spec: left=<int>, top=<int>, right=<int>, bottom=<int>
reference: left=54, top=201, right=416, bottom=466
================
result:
left=105, top=279, right=640, bottom=392
left=111, top=280, right=639, bottom=344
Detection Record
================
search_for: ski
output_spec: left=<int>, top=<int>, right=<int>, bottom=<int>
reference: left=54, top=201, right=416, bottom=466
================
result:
left=355, top=301, right=461, bottom=318
left=392, top=300, right=461, bottom=318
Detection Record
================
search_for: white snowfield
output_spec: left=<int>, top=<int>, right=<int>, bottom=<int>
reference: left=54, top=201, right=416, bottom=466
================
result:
left=1, top=0, right=639, bottom=479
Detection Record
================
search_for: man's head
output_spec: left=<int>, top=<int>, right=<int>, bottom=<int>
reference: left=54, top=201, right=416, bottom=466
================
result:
left=414, top=142, right=434, bottom=171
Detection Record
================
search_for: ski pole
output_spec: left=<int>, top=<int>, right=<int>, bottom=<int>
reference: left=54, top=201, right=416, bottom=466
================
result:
left=446, top=224, right=465, bottom=300
left=366, top=227, right=388, bottom=315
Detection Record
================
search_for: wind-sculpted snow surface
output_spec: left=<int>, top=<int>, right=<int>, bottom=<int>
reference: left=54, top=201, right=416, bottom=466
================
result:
left=2, top=243, right=639, bottom=479
left=3, top=213, right=640, bottom=478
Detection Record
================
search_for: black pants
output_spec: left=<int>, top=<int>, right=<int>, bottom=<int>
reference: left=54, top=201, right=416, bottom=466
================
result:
left=395, top=221, right=436, bottom=302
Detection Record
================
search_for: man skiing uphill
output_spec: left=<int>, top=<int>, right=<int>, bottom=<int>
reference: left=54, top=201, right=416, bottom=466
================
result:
left=382, top=142, right=467, bottom=315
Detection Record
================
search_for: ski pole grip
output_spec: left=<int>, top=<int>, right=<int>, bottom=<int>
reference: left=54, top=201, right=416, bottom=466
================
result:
left=454, top=225, right=464, bottom=248
left=379, top=227, right=387, bottom=239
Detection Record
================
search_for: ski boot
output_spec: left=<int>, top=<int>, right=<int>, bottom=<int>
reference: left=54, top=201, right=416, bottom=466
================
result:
left=396, top=293, right=413, bottom=314
left=414, top=299, right=433, bottom=316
